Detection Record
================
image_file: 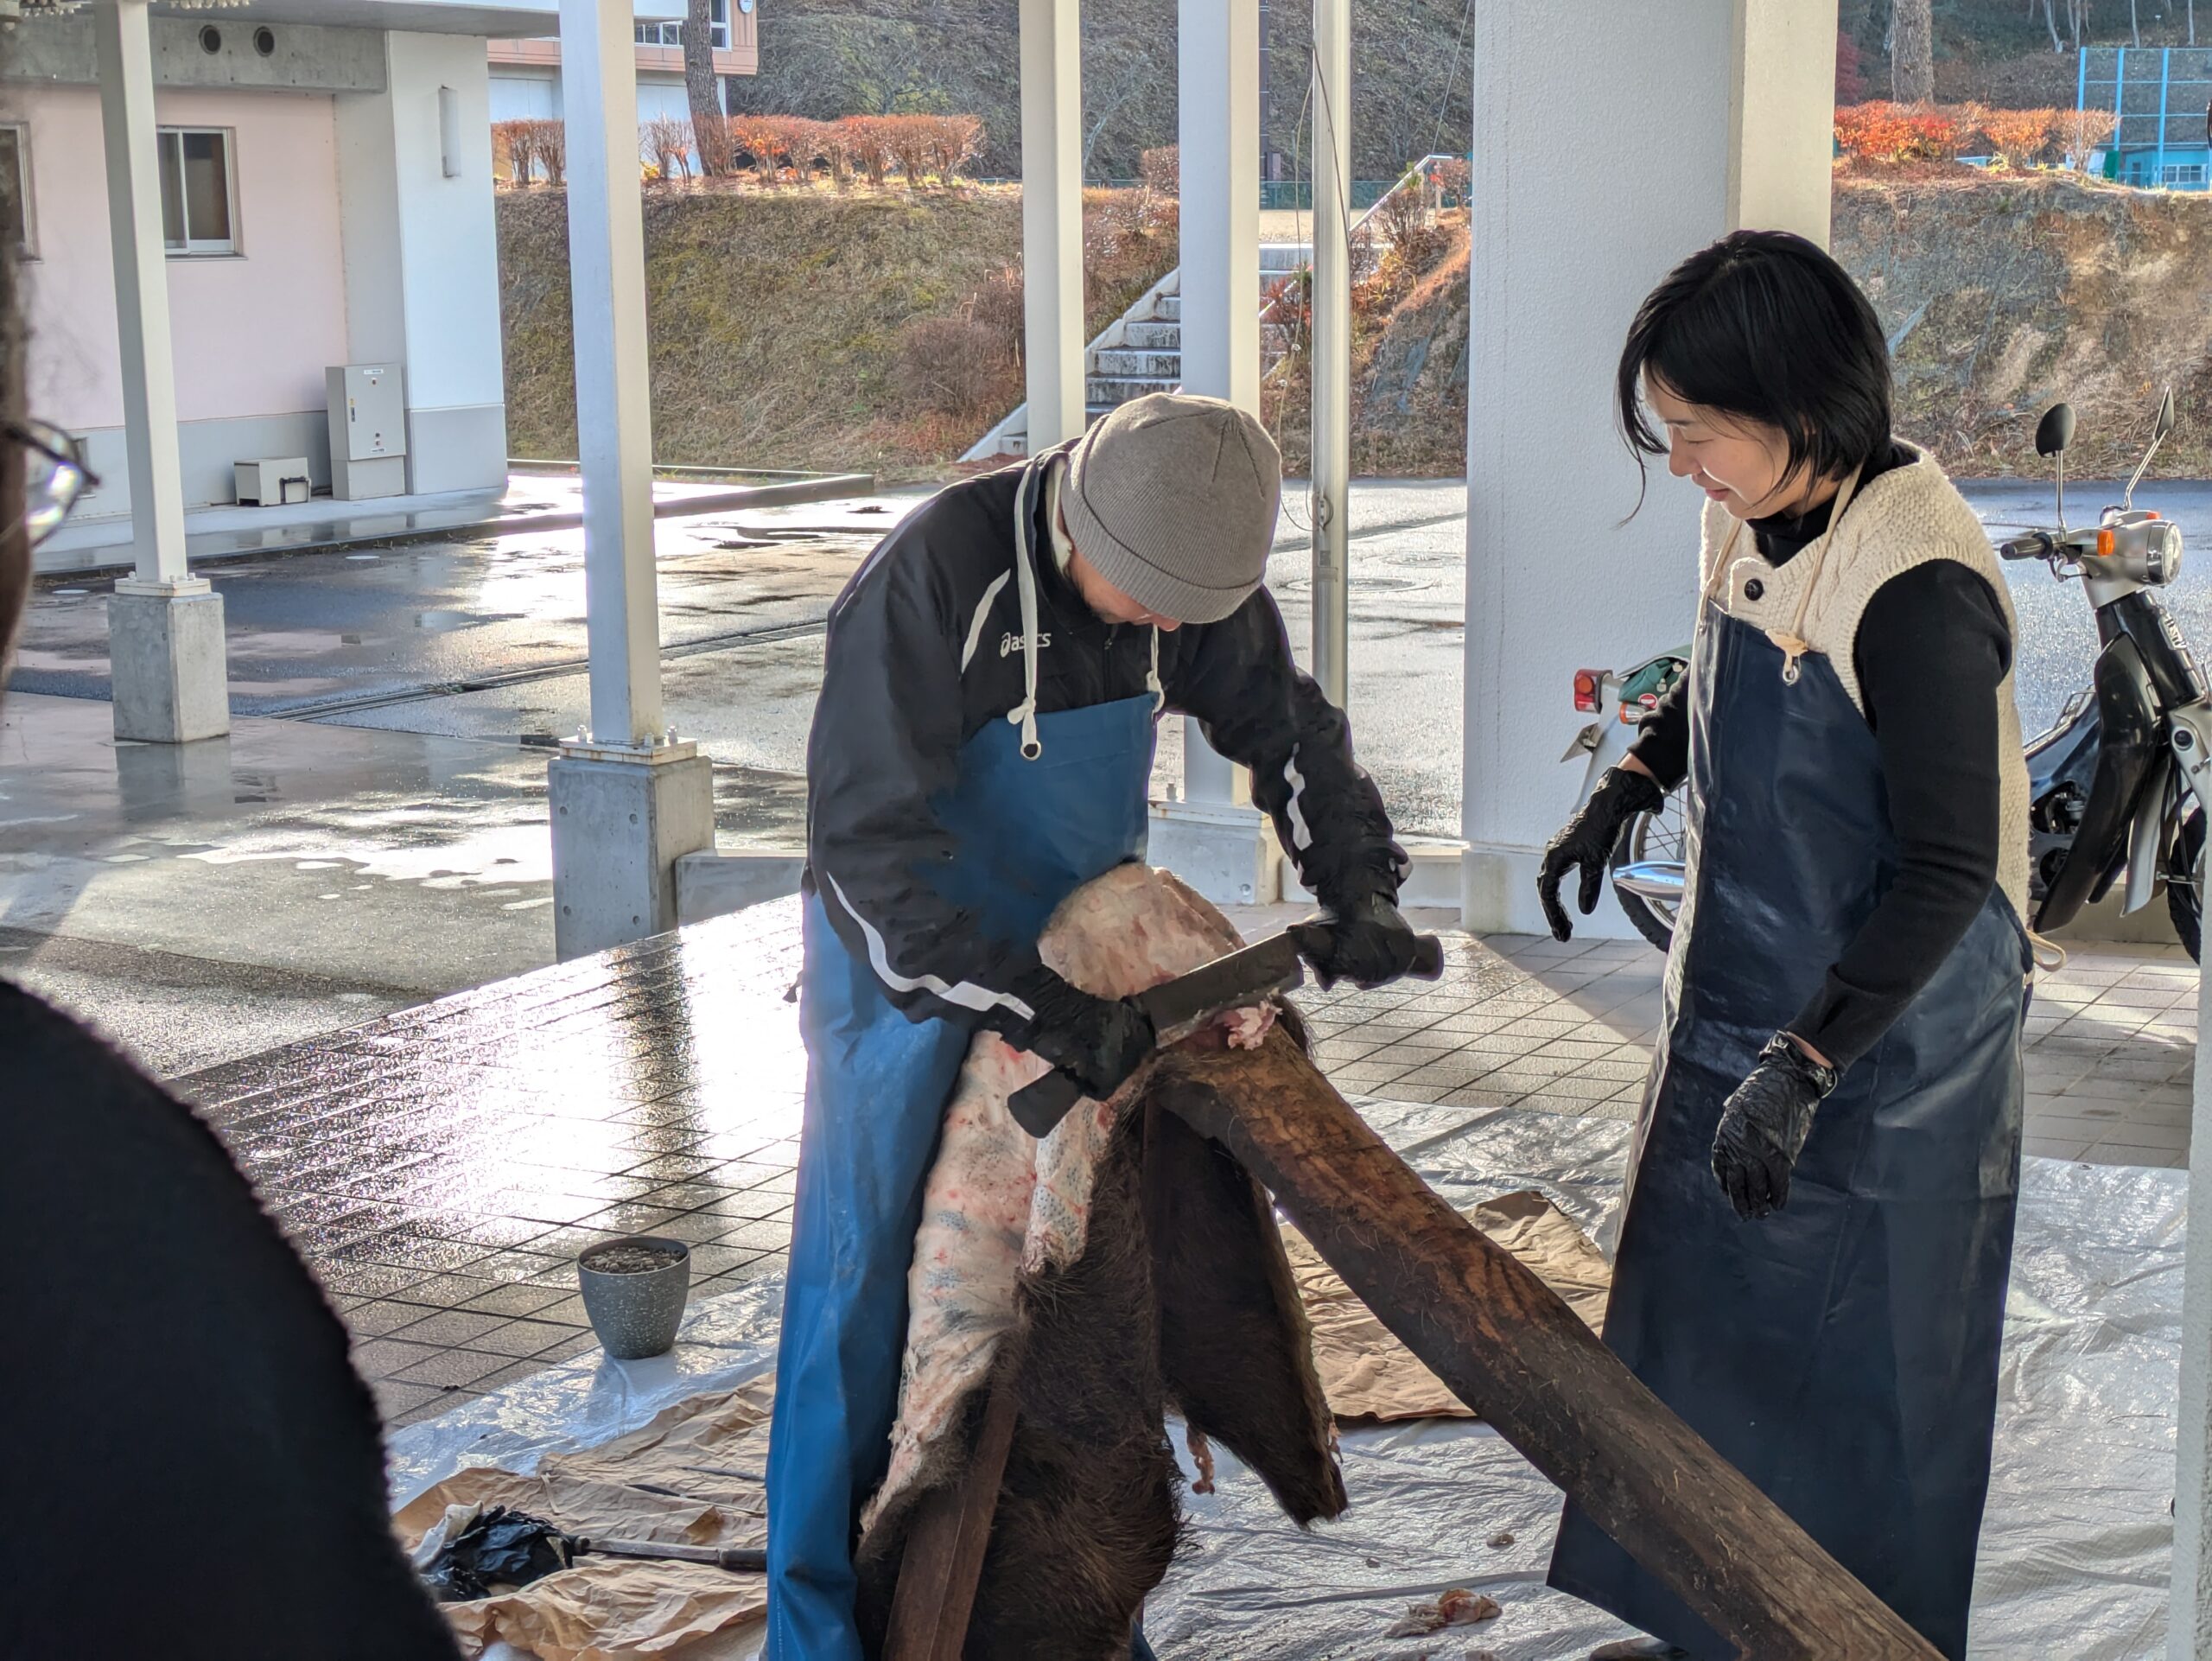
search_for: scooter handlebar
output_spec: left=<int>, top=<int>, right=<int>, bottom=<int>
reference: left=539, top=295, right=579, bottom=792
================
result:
left=1999, top=531, right=2056, bottom=561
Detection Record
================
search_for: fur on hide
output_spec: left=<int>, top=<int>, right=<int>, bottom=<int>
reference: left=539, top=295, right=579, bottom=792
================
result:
left=851, top=869, right=1346, bottom=1659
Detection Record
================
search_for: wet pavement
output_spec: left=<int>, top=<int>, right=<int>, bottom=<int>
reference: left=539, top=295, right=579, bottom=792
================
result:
left=5, top=470, right=2208, bottom=1068
left=166, top=896, right=2189, bottom=1430
left=0, top=692, right=804, bottom=1073
left=14, top=493, right=916, bottom=721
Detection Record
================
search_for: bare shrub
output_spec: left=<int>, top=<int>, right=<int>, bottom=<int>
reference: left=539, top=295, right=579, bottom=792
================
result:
left=729, top=115, right=787, bottom=186
left=531, top=118, right=566, bottom=187
left=884, top=113, right=933, bottom=188
left=898, top=315, right=1011, bottom=415
left=969, top=264, right=1026, bottom=366
left=925, top=114, right=984, bottom=184
left=1140, top=144, right=1179, bottom=196
left=1981, top=107, right=2058, bottom=169
left=842, top=115, right=893, bottom=188
left=2059, top=106, right=2120, bottom=171
left=695, top=108, right=733, bottom=178
left=494, top=118, right=537, bottom=186
left=644, top=116, right=693, bottom=181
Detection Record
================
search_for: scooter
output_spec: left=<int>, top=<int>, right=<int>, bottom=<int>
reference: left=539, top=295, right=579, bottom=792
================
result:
left=1560, top=649, right=1689, bottom=950
left=1560, top=388, right=2202, bottom=960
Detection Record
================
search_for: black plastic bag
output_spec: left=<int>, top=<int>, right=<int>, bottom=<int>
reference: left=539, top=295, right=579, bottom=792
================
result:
left=419, top=1505, right=578, bottom=1603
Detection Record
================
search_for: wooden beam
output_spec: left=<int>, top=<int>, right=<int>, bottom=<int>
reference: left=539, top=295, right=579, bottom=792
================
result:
left=1149, top=1029, right=1942, bottom=1661
left=883, top=1366, right=1022, bottom=1661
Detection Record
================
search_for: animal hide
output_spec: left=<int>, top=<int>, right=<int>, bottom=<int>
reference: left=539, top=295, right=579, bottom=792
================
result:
left=853, top=867, right=1346, bottom=1658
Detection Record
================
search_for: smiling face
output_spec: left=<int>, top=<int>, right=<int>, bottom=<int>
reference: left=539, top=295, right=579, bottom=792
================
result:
left=1645, top=375, right=1834, bottom=521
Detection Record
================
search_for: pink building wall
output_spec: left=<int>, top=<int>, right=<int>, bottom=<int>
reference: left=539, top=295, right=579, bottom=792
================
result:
left=20, top=82, right=350, bottom=435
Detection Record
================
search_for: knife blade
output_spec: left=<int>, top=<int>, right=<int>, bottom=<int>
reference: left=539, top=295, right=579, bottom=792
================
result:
left=1007, top=932, right=1307, bottom=1137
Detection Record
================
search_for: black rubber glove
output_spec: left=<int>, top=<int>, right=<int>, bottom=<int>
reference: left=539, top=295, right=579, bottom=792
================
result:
left=1005, top=966, right=1156, bottom=1102
left=1294, top=894, right=1425, bottom=991
left=1710, top=1033, right=1840, bottom=1221
left=1535, top=765, right=1667, bottom=942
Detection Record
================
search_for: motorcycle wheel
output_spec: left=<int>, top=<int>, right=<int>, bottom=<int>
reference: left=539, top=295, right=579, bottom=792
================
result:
left=2168, top=807, right=2203, bottom=964
left=1611, top=795, right=1685, bottom=953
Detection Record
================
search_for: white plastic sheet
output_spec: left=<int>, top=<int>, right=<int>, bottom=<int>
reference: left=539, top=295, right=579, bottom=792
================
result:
left=390, top=1100, right=2184, bottom=1660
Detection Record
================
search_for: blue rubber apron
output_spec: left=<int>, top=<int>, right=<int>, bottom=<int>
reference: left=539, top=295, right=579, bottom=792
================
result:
left=766, top=461, right=1160, bottom=1661
left=1548, top=578, right=2029, bottom=1658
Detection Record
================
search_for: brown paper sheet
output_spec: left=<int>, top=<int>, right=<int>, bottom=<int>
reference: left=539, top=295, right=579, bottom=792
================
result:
left=394, top=1380, right=774, bottom=1660
left=1285, top=1188, right=1611, bottom=1423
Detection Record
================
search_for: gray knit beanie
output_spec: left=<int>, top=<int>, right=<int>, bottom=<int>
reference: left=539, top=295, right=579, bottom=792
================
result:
left=1059, top=392, right=1282, bottom=624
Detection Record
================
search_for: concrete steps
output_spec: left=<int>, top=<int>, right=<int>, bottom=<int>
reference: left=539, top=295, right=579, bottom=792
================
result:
left=966, top=241, right=1319, bottom=457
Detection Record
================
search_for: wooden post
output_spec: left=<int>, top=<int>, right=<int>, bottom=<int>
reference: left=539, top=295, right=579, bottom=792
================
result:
left=1149, top=1030, right=1942, bottom=1661
left=883, top=1368, right=1022, bottom=1661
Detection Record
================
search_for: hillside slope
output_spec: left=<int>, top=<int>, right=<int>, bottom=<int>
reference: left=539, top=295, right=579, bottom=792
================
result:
left=1262, top=171, right=2212, bottom=481
left=499, top=184, right=1173, bottom=478
left=497, top=175, right=2211, bottom=483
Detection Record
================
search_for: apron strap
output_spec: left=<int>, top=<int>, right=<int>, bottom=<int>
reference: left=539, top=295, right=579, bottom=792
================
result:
left=1703, top=464, right=1867, bottom=687
left=1007, top=459, right=1046, bottom=760
left=1768, top=463, right=1864, bottom=685
left=1147, top=627, right=1165, bottom=715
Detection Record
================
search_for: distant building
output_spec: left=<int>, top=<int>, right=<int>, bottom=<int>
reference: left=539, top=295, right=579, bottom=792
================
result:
left=7, top=0, right=677, bottom=529
left=2080, top=46, right=2212, bottom=190
left=487, top=0, right=759, bottom=133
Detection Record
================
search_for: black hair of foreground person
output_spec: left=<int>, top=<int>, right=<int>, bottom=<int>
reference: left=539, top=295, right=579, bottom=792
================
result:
left=1615, top=227, right=1895, bottom=504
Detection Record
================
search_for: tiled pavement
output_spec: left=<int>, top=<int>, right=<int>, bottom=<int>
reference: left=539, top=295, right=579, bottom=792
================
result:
left=174, top=901, right=2196, bottom=1430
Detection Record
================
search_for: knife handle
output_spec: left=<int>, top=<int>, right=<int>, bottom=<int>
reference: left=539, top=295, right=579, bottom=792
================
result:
left=1007, top=1068, right=1085, bottom=1138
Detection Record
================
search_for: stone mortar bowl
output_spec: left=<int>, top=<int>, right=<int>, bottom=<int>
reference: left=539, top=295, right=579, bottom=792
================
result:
left=576, top=1235, right=692, bottom=1360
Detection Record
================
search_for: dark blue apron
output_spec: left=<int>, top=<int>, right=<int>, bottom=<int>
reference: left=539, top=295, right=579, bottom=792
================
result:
left=766, top=461, right=1160, bottom=1661
left=1548, top=599, right=2029, bottom=1660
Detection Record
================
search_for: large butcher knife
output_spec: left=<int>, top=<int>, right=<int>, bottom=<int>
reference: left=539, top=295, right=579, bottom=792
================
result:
left=1007, top=926, right=1445, bottom=1136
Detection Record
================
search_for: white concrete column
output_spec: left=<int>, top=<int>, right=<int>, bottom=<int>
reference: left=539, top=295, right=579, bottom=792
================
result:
left=2177, top=986, right=2212, bottom=1656
left=334, top=33, right=510, bottom=496
left=1309, top=0, right=1351, bottom=709
left=1173, top=0, right=1257, bottom=814
left=94, top=0, right=228, bottom=744
left=548, top=0, right=711, bottom=958
left=562, top=0, right=664, bottom=751
left=1459, top=0, right=1839, bottom=935
left=1019, top=0, right=1084, bottom=451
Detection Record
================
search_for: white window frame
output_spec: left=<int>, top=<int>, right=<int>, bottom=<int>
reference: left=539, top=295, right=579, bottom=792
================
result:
left=634, top=0, right=728, bottom=51
left=157, top=125, right=238, bottom=258
left=0, top=124, right=31, bottom=257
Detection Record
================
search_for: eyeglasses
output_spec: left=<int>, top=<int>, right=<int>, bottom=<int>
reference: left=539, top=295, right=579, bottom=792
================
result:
left=10, top=418, right=99, bottom=549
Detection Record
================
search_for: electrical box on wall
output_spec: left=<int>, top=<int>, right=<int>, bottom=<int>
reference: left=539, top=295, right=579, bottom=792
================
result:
left=327, top=363, right=408, bottom=500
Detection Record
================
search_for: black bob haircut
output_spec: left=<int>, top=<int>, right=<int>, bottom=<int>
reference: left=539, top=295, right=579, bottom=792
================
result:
left=1616, top=229, right=1893, bottom=507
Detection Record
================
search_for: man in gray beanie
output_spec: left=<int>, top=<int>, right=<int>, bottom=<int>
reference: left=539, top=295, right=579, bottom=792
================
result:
left=766, top=391, right=1421, bottom=1661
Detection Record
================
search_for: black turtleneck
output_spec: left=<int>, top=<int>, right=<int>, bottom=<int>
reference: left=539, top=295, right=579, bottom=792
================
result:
left=1628, top=443, right=2014, bottom=1072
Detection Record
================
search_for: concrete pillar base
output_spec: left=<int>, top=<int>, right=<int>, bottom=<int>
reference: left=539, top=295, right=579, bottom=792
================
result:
left=549, top=741, right=715, bottom=959
left=1150, top=800, right=1280, bottom=907
left=674, top=847, right=806, bottom=926
left=109, top=581, right=230, bottom=744
left=1463, top=843, right=1637, bottom=939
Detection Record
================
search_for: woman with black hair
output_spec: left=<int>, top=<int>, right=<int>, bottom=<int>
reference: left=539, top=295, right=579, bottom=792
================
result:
left=1536, top=230, right=2031, bottom=1660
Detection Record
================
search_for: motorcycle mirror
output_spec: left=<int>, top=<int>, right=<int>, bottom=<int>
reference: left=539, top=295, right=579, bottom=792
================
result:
left=2035, top=403, right=2076, bottom=457
left=2125, top=385, right=2179, bottom=512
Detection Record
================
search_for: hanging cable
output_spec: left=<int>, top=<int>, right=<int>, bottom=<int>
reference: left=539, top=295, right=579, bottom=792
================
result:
left=1427, top=0, right=1476, bottom=159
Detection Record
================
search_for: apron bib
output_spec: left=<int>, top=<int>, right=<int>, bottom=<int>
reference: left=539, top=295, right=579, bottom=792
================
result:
left=766, top=458, right=1160, bottom=1661
left=1548, top=596, right=2029, bottom=1660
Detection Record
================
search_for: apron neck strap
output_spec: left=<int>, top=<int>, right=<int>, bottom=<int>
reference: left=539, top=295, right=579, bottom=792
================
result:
left=1006, top=458, right=1047, bottom=760
left=1704, top=464, right=1868, bottom=686
left=1147, top=627, right=1165, bottom=714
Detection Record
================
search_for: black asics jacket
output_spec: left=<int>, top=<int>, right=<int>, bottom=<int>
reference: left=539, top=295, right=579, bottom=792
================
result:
left=804, top=449, right=1407, bottom=1032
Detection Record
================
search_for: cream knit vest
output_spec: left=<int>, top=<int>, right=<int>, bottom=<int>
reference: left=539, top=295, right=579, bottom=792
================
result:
left=1697, top=448, right=2031, bottom=924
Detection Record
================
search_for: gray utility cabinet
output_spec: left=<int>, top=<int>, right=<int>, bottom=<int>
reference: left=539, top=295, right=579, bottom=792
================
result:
left=327, top=363, right=408, bottom=500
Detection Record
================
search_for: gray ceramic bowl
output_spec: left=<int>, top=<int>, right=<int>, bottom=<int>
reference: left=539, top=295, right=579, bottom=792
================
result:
left=576, top=1235, right=692, bottom=1360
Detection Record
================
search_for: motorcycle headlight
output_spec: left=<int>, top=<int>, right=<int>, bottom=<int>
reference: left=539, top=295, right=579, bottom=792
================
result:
left=2140, top=520, right=2183, bottom=585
